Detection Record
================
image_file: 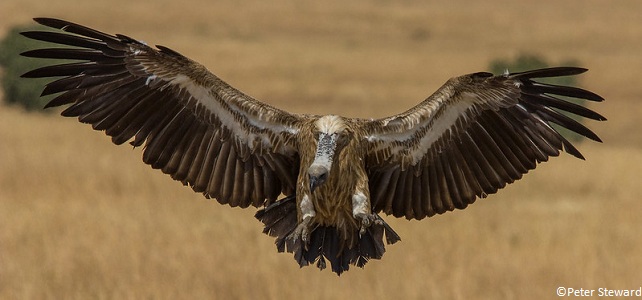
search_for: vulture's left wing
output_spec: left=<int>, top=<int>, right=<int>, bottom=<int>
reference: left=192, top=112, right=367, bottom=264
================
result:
left=21, top=18, right=303, bottom=208
left=363, top=68, right=605, bottom=220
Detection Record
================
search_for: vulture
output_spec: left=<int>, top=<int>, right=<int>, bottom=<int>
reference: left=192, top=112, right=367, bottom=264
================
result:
left=21, top=18, right=606, bottom=275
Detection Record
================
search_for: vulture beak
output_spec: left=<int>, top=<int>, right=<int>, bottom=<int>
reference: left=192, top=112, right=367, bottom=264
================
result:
left=308, top=166, right=329, bottom=193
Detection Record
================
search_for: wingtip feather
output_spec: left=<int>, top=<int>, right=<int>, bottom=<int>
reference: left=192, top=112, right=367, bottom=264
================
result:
left=510, top=67, right=588, bottom=79
left=32, top=17, right=66, bottom=28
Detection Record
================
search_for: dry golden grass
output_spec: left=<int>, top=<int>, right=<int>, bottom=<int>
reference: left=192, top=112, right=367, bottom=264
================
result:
left=1, top=0, right=641, bottom=299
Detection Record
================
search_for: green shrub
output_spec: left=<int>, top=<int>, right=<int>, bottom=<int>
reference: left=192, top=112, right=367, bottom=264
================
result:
left=0, top=24, right=61, bottom=112
left=489, top=53, right=586, bottom=142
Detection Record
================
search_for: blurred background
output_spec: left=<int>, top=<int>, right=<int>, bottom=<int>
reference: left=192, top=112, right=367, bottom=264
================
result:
left=1, top=0, right=640, bottom=299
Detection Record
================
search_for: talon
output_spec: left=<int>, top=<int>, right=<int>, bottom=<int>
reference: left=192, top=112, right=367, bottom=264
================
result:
left=289, top=216, right=313, bottom=245
left=356, top=213, right=377, bottom=237
left=301, top=227, right=310, bottom=243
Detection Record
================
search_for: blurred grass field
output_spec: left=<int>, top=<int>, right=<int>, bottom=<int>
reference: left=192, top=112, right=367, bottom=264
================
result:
left=1, top=0, right=641, bottom=299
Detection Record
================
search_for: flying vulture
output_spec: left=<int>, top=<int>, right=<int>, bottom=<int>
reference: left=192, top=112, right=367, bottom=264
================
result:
left=21, top=18, right=606, bottom=275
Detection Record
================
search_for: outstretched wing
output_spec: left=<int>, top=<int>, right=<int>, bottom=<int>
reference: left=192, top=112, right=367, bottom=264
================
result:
left=21, top=18, right=302, bottom=208
left=363, top=68, right=605, bottom=220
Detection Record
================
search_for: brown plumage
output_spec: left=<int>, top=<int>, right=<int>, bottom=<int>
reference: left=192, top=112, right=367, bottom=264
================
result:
left=21, top=18, right=606, bottom=275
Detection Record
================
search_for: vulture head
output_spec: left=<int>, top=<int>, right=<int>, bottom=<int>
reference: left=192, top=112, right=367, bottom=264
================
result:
left=308, top=115, right=354, bottom=192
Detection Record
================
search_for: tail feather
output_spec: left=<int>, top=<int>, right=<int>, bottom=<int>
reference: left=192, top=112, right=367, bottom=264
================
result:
left=255, top=195, right=401, bottom=275
left=255, top=195, right=298, bottom=252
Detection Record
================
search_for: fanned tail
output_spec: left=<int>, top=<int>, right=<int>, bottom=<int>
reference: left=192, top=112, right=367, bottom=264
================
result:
left=255, top=195, right=401, bottom=275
